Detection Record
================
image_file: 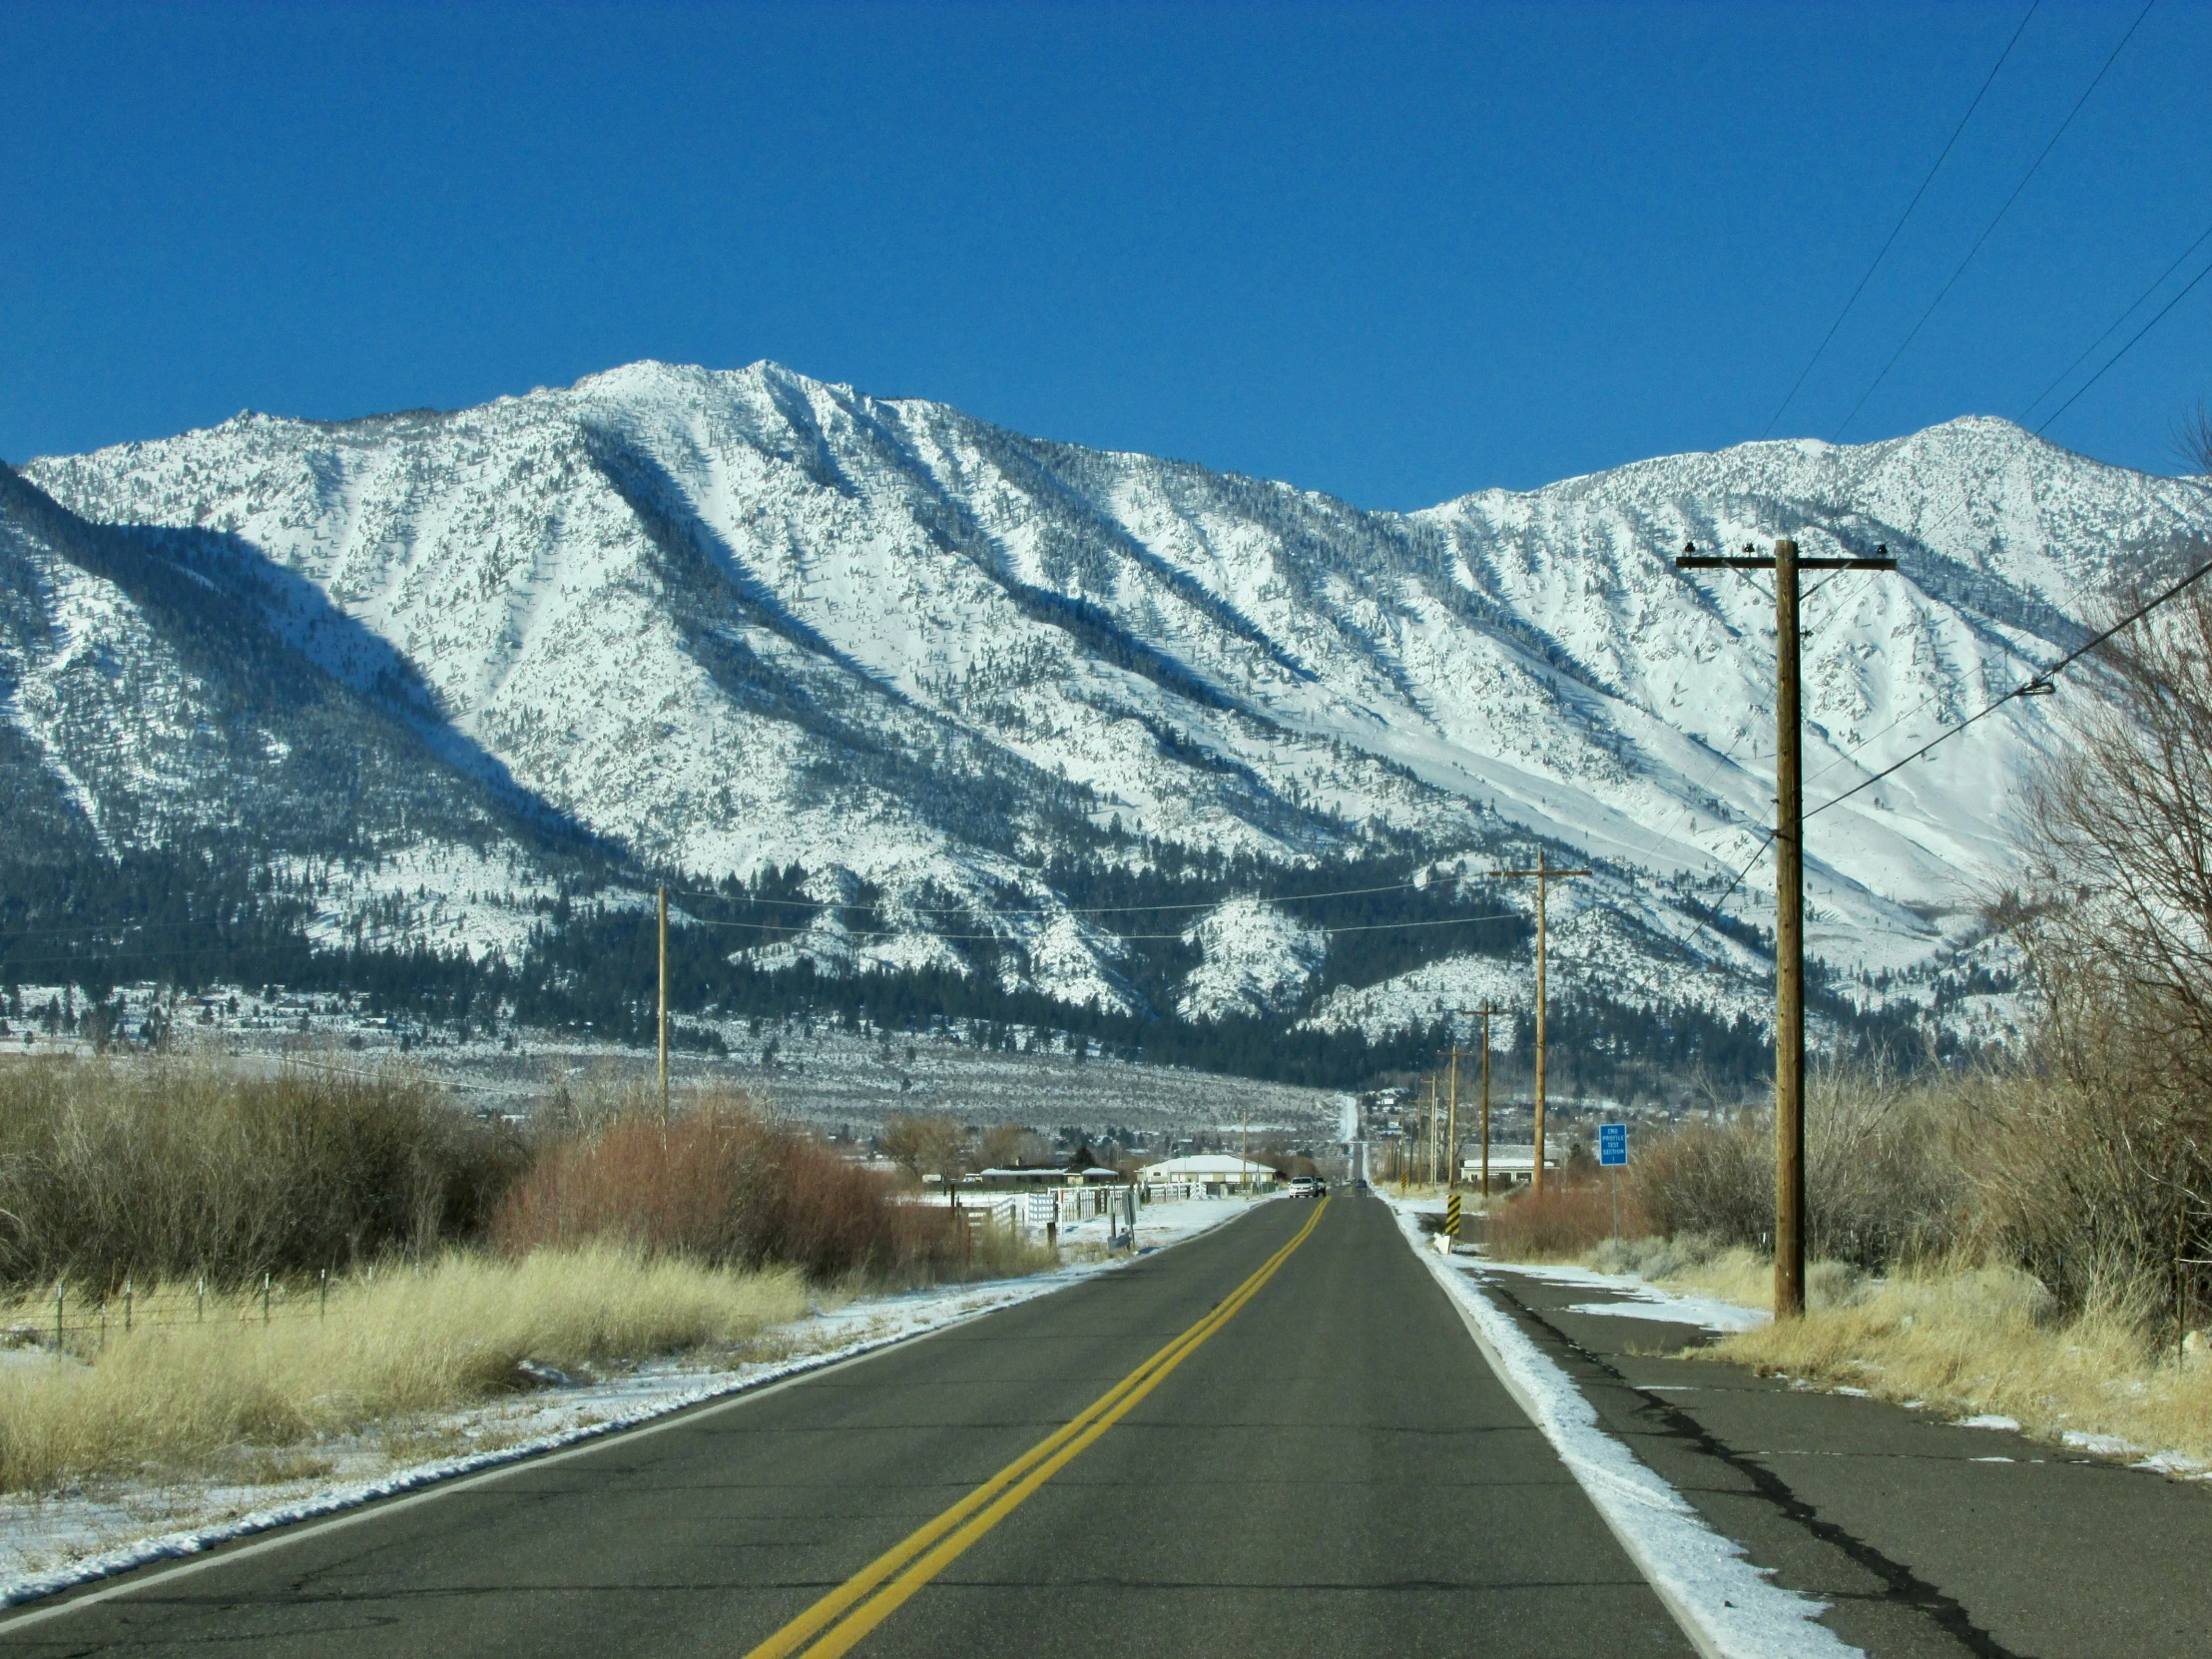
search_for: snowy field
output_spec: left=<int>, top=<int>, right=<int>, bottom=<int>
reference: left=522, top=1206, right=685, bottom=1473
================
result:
left=0, top=989, right=1343, bottom=1143
left=0, top=1195, right=1272, bottom=1609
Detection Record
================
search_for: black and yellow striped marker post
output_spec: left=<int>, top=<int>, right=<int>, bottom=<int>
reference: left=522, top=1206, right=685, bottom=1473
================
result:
left=1443, top=1192, right=1461, bottom=1240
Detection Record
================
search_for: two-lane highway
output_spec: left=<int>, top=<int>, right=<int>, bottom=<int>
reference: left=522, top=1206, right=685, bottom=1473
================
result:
left=0, top=1196, right=1694, bottom=1657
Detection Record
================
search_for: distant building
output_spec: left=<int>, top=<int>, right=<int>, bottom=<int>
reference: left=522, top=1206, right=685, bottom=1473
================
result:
left=1136, top=1154, right=1278, bottom=1193
left=1458, top=1146, right=1553, bottom=1188
left=974, top=1163, right=1123, bottom=1188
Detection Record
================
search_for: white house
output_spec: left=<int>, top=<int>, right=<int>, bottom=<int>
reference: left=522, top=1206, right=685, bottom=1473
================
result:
left=1137, top=1154, right=1279, bottom=1193
left=1459, top=1146, right=1553, bottom=1188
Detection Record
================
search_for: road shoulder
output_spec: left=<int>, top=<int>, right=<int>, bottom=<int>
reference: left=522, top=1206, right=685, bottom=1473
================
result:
left=1464, top=1249, right=2212, bottom=1659
left=1386, top=1201, right=1862, bottom=1659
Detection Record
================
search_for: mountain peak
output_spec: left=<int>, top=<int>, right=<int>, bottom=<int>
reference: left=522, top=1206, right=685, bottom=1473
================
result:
left=15, top=363, right=2212, bottom=1047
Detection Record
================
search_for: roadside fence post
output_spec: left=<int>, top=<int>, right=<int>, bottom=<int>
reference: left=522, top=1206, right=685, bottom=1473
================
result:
left=262, top=1272, right=272, bottom=1327
left=53, top=1281, right=63, bottom=1354
left=320, top=1269, right=329, bottom=1321
left=124, top=1278, right=133, bottom=1335
left=197, top=1276, right=205, bottom=1324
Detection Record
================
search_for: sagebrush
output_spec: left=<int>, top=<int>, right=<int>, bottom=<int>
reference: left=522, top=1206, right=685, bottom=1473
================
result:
left=0, top=1056, right=524, bottom=1289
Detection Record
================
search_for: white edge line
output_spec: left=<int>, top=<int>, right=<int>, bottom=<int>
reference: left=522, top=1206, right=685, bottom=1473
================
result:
left=1393, top=1210, right=1864, bottom=1659
left=0, top=1204, right=1264, bottom=1630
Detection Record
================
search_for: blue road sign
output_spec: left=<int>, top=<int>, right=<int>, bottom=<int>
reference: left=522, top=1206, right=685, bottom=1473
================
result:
left=1598, top=1124, right=1628, bottom=1167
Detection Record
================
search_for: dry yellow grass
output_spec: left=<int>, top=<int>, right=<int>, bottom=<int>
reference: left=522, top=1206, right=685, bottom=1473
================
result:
left=1704, top=1262, right=2212, bottom=1462
left=1595, top=1235, right=2212, bottom=1463
left=0, top=1247, right=811, bottom=1493
left=1586, top=1237, right=1861, bottom=1312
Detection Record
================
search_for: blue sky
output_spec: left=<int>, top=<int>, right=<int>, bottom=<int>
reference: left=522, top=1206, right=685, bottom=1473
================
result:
left=3, top=1, right=2207, bottom=507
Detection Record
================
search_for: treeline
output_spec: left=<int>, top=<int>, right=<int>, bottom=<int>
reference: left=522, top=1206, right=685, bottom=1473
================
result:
left=4, top=842, right=1989, bottom=1094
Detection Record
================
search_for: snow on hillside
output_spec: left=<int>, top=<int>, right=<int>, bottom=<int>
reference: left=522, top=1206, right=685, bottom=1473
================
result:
left=1176, top=898, right=1327, bottom=1022
left=20, top=364, right=2212, bottom=1032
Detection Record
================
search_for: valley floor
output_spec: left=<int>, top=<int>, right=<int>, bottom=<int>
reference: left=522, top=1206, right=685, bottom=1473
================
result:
left=2, top=989, right=1344, bottom=1141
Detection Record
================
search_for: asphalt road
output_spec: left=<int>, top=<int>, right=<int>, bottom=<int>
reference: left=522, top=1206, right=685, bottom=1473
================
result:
left=0, top=1196, right=1693, bottom=1658
left=1484, top=1262, right=2212, bottom=1659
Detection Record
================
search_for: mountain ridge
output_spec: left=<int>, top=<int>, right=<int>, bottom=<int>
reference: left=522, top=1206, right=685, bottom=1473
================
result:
left=10, top=360, right=2209, bottom=1064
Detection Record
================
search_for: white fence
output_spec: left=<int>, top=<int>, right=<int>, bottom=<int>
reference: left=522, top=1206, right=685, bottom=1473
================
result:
left=904, top=1186, right=1137, bottom=1234
left=898, top=1180, right=1224, bottom=1243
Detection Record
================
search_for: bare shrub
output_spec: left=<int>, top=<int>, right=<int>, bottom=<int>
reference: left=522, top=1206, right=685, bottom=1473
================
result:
left=1633, top=1069, right=1970, bottom=1272
left=2003, top=560, right=2212, bottom=1322
left=493, top=1092, right=1049, bottom=1284
left=0, top=1057, right=524, bottom=1290
left=1631, top=1117, right=1770, bottom=1248
left=496, top=1095, right=884, bottom=1278
left=1959, top=1066, right=2197, bottom=1321
left=1487, top=1182, right=1644, bottom=1262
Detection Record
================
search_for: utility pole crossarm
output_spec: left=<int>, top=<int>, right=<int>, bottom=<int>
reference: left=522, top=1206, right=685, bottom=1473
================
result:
left=1676, top=537, right=1898, bottom=575
left=1678, top=556, right=1897, bottom=570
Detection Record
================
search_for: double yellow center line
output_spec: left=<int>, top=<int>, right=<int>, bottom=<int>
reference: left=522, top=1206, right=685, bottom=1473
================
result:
left=744, top=1198, right=1331, bottom=1659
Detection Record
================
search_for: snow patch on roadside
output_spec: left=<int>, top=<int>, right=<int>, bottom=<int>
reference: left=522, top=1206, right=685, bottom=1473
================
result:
left=1471, top=1260, right=1772, bottom=1336
left=1383, top=1202, right=1862, bottom=1659
left=1560, top=1296, right=1769, bottom=1335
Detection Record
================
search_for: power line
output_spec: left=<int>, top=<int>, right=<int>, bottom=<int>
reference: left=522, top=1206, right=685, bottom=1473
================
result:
left=1832, top=0, right=2158, bottom=441
left=673, top=906, right=1530, bottom=945
left=1808, top=548, right=2212, bottom=821
left=0, top=914, right=316, bottom=943
left=1686, top=832, right=1779, bottom=954
left=2021, top=216, right=2212, bottom=425
left=1760, top=0, right=2040, bottom=439
left=664, top=872, right=1457, bottom=919
left=2031, top=249, right=2212, bottom=436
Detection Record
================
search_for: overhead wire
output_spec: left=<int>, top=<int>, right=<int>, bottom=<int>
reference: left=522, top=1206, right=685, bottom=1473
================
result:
left=2020, top=216, right=2212, bottom=426
left=1760, top=0, right=2041, bottom=439
left=661, top=873, right=1457, bottom=920
left=1831, top=0, right=2158, bottom=441
left=0, top=913, right=316, bottom=943
left=667, top=907, right=1530, bottom=945
left=2030, top=249, right=2212, bottom=437
left=1808, top=547, right=2212, bottom=822
left=1383, top=0, right=2174, bottom=1011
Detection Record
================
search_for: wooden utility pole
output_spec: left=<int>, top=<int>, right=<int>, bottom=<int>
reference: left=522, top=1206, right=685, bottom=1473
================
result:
left=1458, top=1008, right=1502, bottom=1198
left=657, top=884, right=671, bottom=1124
left=1428, top=1077, right=1440, bottom=1187
left=1493, top=856, right=1589, bottom=1195
left=1446, top=1045, right=1459, bottom=1190
left=1677, top=535, right=1895, bottom=1317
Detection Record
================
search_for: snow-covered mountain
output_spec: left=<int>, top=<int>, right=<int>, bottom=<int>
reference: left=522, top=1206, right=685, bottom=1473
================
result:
left=14, top=360, right=2209, bottom=1035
